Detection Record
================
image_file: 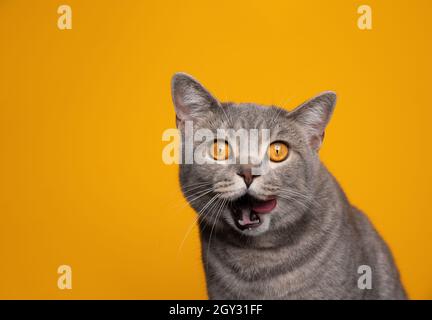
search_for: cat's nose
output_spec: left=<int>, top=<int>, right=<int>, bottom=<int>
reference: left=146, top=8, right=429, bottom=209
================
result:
left=237, top=167, right=259, bottom=187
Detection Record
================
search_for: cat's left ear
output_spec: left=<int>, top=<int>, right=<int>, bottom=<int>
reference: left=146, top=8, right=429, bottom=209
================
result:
left=289, top=91, right=337, bottom=151
left=171, top=72, right=221, bottom=128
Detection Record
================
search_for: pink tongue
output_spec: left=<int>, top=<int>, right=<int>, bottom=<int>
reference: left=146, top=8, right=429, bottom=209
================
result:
left=241, top=210, right=254, bottom=224
left=252, top=199, right=277, bottom=214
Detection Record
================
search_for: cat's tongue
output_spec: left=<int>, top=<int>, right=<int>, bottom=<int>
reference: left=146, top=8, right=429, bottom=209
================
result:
left=252, top=198, right=277, bottom=214
left=233, top=197, right=277, bottom=230
left=238, top=209, right=259, bottom=226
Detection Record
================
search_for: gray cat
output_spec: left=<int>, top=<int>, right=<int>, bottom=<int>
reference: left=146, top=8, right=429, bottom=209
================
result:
left=171, top=72, right=407, bottom=300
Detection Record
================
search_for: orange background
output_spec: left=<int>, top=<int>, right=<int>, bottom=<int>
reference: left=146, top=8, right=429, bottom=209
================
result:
left=0, top=0, right=431, bottom=299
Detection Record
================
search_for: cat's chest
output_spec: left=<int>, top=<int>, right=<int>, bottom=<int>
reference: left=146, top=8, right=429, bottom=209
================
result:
left=207, top=251, right=360, bottom=300
left=205, top=238, right=360, bottom=299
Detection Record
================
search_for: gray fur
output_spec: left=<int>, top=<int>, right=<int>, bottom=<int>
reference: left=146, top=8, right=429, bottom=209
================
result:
left=171, top=72, right=407, bottom=300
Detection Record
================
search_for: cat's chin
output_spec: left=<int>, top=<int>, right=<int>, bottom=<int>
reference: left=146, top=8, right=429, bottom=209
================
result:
left=228, top=194, right=276, bottom=235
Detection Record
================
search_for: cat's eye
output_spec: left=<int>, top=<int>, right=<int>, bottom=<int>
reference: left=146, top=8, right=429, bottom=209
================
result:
left=268, top=142, right=289, bottom=162
left=211, top=140, right=230, bottom=161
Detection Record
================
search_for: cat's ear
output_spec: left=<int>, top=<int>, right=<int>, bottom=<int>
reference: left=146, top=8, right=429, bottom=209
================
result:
left=171, top=72, right=220, bottom=127
left=289, top=91, right=337, bottom=151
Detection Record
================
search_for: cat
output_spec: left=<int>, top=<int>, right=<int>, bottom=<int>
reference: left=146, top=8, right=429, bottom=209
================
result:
left=171, top=72, right=407, bottom=300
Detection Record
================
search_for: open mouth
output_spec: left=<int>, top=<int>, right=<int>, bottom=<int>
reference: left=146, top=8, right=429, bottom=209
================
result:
left=230, top=194, right=277, bottom=230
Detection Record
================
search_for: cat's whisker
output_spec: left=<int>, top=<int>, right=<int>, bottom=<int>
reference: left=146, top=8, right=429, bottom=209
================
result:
left=182, top=185, right=213, bottom=196
left=186, top=189, right=214, bottom=203
left=277, top=193, right=318, bottom=212
left=197, top=197, right=222, bottom=232
left=162, top=182, right=214, bottom=215
left=176, top=194, right=221, bottom=257
left=182, top=182, right=213, bottom=190
left=182, top=181, right=212, bottom=187
left=169, top=187, right=214, bottom=210
left=278, top=188, right=322, bottom=208
left=198, top=196, right=223, bottom=233
left=278, top=191, right=316, bottom=205
left=271, top=107, right=284, bottom=124
left=205, top=198, right=227, bottom=271
left=278, top=196, right=310, bottom=212
left=279, top=189, right=318, bottom=204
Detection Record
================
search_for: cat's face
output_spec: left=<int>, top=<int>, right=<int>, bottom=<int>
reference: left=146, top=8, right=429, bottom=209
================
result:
left=172, top=73, right=336, bottom=236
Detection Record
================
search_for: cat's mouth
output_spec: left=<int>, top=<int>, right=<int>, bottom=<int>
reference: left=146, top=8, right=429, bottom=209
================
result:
left=230, top=195, right=277, bottom=230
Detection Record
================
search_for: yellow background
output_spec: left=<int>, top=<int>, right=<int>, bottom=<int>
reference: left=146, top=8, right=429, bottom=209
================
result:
left=0, top=0, right=431, bottom=299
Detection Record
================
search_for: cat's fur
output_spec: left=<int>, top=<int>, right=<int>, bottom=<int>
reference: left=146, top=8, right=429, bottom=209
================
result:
left=171, top=72, right=406, bottom=299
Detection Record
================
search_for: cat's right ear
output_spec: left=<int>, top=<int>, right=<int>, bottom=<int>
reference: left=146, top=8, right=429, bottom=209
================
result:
left=171, top=72, right=220, bottom=128
left=289, top=91, right=337, bottom=151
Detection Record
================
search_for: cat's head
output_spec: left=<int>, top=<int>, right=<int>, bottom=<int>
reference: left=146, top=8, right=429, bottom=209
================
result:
left=171, top=72, right=336, bottom=236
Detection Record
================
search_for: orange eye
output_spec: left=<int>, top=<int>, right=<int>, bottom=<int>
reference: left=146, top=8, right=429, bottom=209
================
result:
left=268, top=142, right=289, bottom=162
left=211, top=140, right=230, bottom=161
